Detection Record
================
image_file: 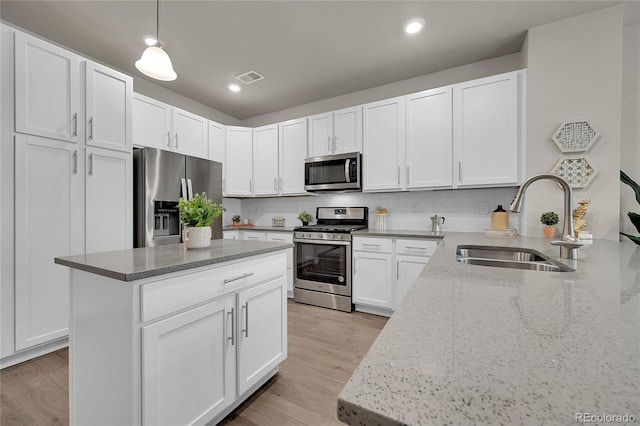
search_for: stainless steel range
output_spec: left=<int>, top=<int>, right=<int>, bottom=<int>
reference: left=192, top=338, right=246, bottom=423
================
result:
left=293, top=207, right=368, bottom=312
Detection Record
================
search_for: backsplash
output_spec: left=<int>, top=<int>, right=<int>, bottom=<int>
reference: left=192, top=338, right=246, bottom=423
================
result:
left=226, top=187, right=521, bottom=233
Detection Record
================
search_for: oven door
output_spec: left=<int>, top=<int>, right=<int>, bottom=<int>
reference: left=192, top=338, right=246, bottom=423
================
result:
left=293, top=239, right=351, bottom=296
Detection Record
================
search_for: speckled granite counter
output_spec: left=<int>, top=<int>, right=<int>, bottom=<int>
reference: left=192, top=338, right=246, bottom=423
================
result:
left=353, top=229, right=444, bottom=239
left=55, top=239, right=292, bottom=281
left=338, top=232, right=639, bottom=425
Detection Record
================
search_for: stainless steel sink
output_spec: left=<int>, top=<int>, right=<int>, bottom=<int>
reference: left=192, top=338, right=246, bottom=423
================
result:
left=456, top=245, right=574, bottom=272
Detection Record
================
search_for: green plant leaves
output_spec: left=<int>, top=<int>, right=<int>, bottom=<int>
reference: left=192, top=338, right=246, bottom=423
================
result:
left=620, top=170, right=640, bottom=245
left=629, top=212, right=640, bottom=234
left=178, top=193, right=223, bottom=228
left=621, top=232, right=640, bottom=245
left=621, top=170, right=640, bottom=205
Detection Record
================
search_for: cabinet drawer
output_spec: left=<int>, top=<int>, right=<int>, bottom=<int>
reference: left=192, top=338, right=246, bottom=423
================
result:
left=141, top=253, right=286, bottom=322
left=353, top=237, right=392, bottom=253
left=396, top=239, right=437, bottom=256
left=243, top=232, right=266, bottom=241
left=266, top=232, right=293, bottom=243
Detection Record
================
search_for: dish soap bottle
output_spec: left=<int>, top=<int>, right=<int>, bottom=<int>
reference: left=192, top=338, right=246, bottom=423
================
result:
left=491, top=205, right=509, bottom=229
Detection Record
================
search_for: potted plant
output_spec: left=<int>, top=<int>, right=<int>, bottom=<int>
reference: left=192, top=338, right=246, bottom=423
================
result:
left=178, top=193, right=223, bottom=249
left=297, top=211, right=313, bottom=226
left=232, top=215, right=242, bottom=227
left=621, top=170, right=640, bottom=244
left=540, top=211, right=559, bottom=238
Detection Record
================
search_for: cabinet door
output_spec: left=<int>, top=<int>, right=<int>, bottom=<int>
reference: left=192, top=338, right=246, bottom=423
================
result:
left=333, top=106, right=362, bottom=154
left=307, top=113, right=332, bottom=157
left=279, top=118, right=307, bottom=195
left=173, top=108, right=208, bottom=158
left=14, top=134, right=83, bottom=350
left=396, top=255, right=428, bottom=308
left=85, top=147, right=132, bottom=253
left=208, top=120, right=226, bottom=195
left=142, top=296, right=236, bottom=426
left=85, top=61, right=133, bottom=152
left=406, top=87, right=453, bottom=189
left=352, top=251, right=393, bottom=309
left=362, top=97, right=405, bottom=191
left=454, top=72, right=519, bottom=187
left=132, top=93, right=172, bottom=150
left=253, top=124, right=279, bottom=196
left=237, top=276, right=287, bottom=395
left=266, top=233, right=294, bottom=297
left=225, top=126, right=253, bottom=196
left=223, top=231, right=240, bottom=240
left=14, top=31, right=80, bottom=143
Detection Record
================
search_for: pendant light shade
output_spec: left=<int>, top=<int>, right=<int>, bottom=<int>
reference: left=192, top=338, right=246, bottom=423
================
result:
left=136, top=0, right=177, bottom=81
left=135, top=45, right=177, bottom=81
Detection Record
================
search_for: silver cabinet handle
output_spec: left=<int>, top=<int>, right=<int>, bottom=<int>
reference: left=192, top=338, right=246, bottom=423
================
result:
left=271, top=238, right=285, bottom=241
left=405, top=246, right=426, bottom=251
left=327, top=135, right=331, bottom=151
left=274, top=177, right=277, bottom=191
left=458, top=161, right=462, bottom=182
left=72, top=113, right=78, bottom=137
left=406, top=166, right=410, bottom=185
left=88, top=153, right=93, bottom=175
left=249, top=179, right=253, bottom=193
left=241, top=302, right=249, bottom=337
left=362, top=243, right=381, bottom=247
left=227, top=308, right=235, bottom=346
left=333, top=136, right=338, bottom=151
left=397, top=166, right=400, bottom=185
left=279, top=178, right=283, bottom=191
left=223, top=272, right=254, bottom=284
left=88, top=117, right=93, bottom=140
left=354, top=257, right=357, bottom=274
left=397, top=260, right=400, bottom=280
left=166, top=131, right=171, bottom=148
left=72, top=150, right=78, bottom=174
left=174, top=133, right=179, bottom=150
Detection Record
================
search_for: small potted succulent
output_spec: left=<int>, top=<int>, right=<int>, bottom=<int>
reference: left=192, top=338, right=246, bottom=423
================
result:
left=540, top=211, right=559, bottom=238
left=178, top=193, right=223, bottom=249
left=232, top=215, right=242, bottom=227
left=297, top=211, right=313, bottom=226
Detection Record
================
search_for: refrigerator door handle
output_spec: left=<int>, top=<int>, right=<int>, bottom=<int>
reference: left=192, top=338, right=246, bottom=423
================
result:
left=181, top=178, right=188, bottom=199
left=187, top=178, right=194, bottom=200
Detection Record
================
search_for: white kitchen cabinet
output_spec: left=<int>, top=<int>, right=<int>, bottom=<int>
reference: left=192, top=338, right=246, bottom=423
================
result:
left=85, top=147, right=133, bottom=253
left=243, top=231, right=266, bottom=241
left=279, top=118, right=307, bottom=195
left=223, top=230, right=240, bottom=240
left=225, top=126, right=253, bottom=196
left=453, top=71, right=520, bottom=187
left=253, top=124, right=279, bottom=196
left=362, top=97, right=405, bottom=192
left=208, top=120, right=226, bottom=194
left=395, top=255, right=428, bottom=308
left=14, top=134, right=83, bottom=350
left=142, top=296, right=236, bottom=425
left=353, top=251, right=394, bottom=310
left=406, top=87, right=453, bottom=189
left=266, top=232, right=294, bottom=298
left=84, top=61, right=133, bottom=152
left=307, top=106, right=362, bottom=157
left=237, top=276, right=287, bottom=395
left=172, top=107, right=208, bottom=158
left=14, top=31, right=80, bottom=143
left=132, top=93, right=172, bottom=150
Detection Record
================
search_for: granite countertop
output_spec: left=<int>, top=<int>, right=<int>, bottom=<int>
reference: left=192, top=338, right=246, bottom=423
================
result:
left=338, top=232, right=639, bottom=425
left=223, top=225, right=295, bottom=232
left=353, top=229, right=445, bottom=239
left=55, top=239, right=292, bottom=282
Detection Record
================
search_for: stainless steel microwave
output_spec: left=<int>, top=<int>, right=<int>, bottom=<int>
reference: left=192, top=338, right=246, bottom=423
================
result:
left=304, top=152, right=361, bottom=192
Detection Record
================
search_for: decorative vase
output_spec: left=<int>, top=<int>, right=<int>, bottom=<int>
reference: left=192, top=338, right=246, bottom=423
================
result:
left=302, top=221, right=309, bottom=226
left=184, top=226, right=212, bottom=249
left=543, top=226, right=556, bottom=238
left=233, top=222, right=241, bottom=227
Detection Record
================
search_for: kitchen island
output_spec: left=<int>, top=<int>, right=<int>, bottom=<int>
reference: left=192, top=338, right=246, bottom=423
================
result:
left=338, top=232, right=639, bottom=425
left=55, top=239, right=292, bottom=426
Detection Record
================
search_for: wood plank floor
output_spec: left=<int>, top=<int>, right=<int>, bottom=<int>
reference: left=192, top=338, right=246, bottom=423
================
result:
left=0, top=300, right=387, bottom=425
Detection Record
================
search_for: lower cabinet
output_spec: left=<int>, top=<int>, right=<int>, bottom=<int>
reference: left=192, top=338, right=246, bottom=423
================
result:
left=352, top=251, right=394, bottom=309
left=395, top=255, right=429, bottom=307
left=265, top=232, right=294, bottom=298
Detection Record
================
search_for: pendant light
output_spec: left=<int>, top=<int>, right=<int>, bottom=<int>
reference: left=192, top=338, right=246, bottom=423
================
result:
left=135, top=0, right=177, bottom=81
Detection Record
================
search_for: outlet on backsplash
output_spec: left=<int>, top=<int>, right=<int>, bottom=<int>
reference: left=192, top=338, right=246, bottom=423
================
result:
left=411, top=202, right=419, bottom=213
left=474, top=202, right=489, bottom=215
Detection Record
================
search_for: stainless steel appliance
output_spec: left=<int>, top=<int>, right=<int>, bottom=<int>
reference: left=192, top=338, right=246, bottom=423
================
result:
left=133, top=148, right=223, bottom=247
left=293, top=207, right=368, bottom=312
left=304, top=152, right=361, bottom=192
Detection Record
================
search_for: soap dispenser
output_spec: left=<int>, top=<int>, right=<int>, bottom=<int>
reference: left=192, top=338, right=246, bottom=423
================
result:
left=490, top=205, right=509, bottom=229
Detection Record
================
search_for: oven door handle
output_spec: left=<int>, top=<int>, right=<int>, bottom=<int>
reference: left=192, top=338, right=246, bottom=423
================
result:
left=294, top=239, right=351, bottom=246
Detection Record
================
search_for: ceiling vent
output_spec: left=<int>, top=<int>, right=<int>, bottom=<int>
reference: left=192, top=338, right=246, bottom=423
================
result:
left=235, top=70, right=264, bottom=85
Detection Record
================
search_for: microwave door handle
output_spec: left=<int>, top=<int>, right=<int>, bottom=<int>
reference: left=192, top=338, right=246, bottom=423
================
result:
left=187, top=178, right=194, bottom=200
left=181, top=178, right=188, bottom=199
left=344, top=159, right=350, bottom=183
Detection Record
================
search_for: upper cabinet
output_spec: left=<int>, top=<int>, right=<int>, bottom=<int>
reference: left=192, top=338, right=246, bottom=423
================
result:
left=14, top=31, right=80, bottom=143
left=279, top=118, right=307, bottom=195
left=172, top=108, right=208, bottom=158
left=85, top=61, right=133, bottom=152
left=225, top=126, right=253, bottom=197
left=453, top=72, right=520, bottom=187
left=362, top=97, right=406, bottom=192
left=253, top=124, right=279, bottom=196
left=307, top=106, right=362, bottom=157
left=208, top=120, right=226, bottom=194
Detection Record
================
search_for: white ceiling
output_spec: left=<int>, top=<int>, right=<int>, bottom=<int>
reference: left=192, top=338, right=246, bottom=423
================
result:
left=0, top=1, right=630, bottom=120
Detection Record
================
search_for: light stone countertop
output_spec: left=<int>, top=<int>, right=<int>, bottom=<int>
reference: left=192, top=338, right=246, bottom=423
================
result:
left=338, top=232, right=640, bottom=425
left=55, top=239, right=292, bottom=282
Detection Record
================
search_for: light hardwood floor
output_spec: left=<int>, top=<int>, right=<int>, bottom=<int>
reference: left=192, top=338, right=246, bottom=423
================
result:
left=0, top=300, right=387, bottom=425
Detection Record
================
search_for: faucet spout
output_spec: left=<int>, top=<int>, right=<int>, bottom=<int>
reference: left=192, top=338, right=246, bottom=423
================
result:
left=509, top=174, right=582, bottom=259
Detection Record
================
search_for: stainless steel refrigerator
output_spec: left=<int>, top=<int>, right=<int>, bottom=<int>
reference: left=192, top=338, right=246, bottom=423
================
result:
left=133, top=148, right=223, bottom=247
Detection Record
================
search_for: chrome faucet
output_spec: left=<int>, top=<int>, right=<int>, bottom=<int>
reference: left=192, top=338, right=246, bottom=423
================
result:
left=509, top=174, right=583, bottom=260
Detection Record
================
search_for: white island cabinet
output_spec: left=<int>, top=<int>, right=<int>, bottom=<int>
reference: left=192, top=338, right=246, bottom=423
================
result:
left=56, top=241, right=289, bottom=426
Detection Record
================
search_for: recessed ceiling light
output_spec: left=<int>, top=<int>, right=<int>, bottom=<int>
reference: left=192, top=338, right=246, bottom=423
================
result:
left=404, top=18, right=425, bottom=35
left=144, top=37, right=158, bottom=46
left=228, top=84, right=241, bottom=92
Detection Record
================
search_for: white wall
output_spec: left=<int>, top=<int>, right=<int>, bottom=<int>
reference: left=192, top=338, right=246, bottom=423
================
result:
left=238, top=188, right=520, bottom=233
left=241, top=53, right=524, bottom=127
left=620, top=20, right=640, bottom=242
left=523, top=6, right=623, bottom=241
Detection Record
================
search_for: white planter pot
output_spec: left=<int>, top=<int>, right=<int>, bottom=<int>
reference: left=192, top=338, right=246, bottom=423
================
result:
left=183, top=226, right=212, bottom=249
